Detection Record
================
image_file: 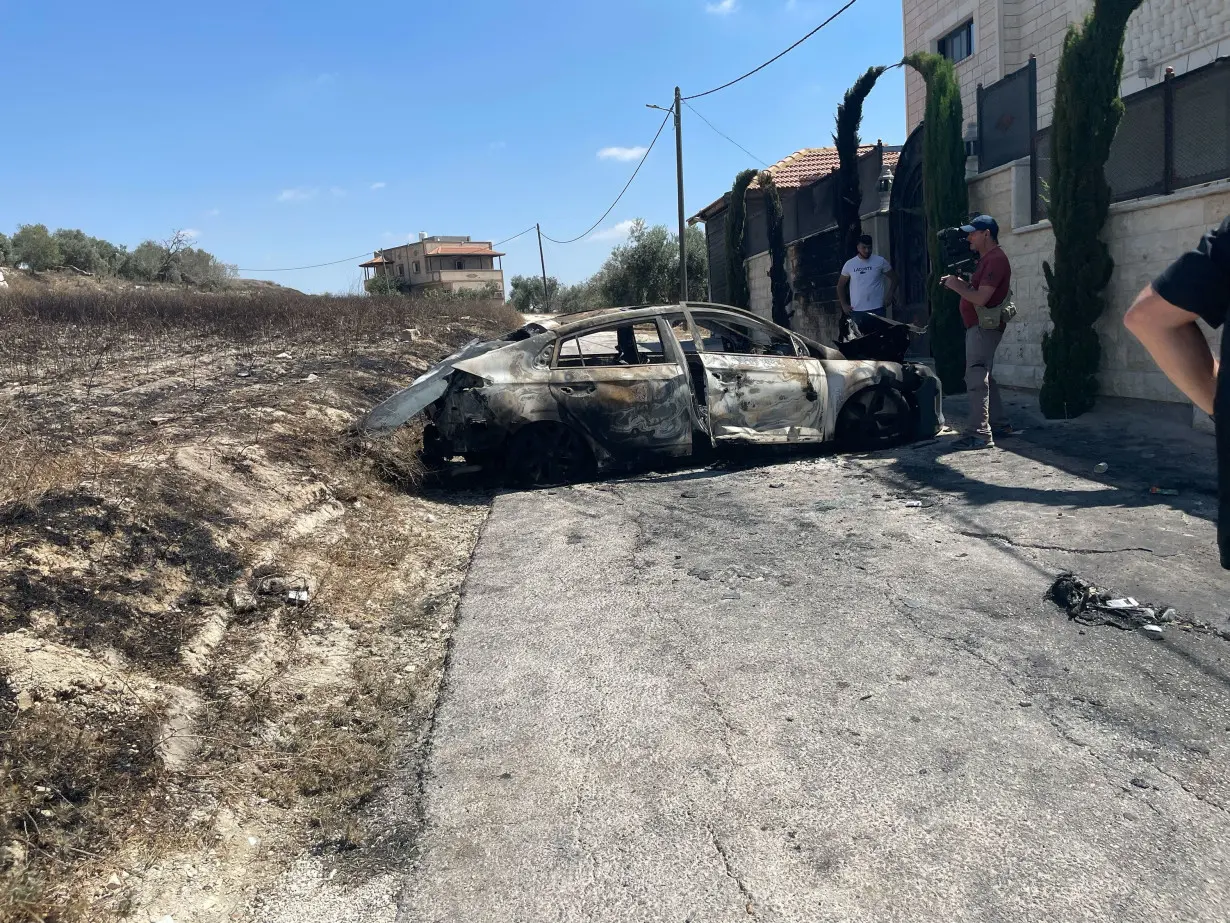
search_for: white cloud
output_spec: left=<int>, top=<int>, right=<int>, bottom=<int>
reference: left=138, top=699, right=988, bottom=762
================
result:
left=277, top=187, right=318, bottom=203
left=587, top=219, right=637, bottom=243
left=597, top=146, right=648, bottom=162
left=204, top=208, right=220, bottom=218
left=369, top=181, right=387, bottom=190
left=706, top=0, right=738, bottom=14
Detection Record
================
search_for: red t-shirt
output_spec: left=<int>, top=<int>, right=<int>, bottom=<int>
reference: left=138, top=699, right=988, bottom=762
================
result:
left=959, top=246, right=1012, bottom=329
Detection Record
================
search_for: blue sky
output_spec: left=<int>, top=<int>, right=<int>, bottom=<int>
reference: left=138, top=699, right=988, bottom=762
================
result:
left=0, top=0, right=907, bottom=294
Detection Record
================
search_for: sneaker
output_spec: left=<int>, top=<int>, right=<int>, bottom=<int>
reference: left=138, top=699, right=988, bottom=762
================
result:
left=952, top=435, right=995, bottom=450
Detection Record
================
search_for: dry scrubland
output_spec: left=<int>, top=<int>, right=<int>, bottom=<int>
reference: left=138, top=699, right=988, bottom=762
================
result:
left=0, top=277, right=521, bottom=922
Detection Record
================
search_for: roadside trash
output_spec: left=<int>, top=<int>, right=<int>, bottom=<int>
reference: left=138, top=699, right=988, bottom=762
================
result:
left=302, top=373, right=319, bottom=382
left=905, top=500, right=923, bottom=507
left=237, top=370, right=251, bottom=378
left=1093, top=462, right=1109, bottom=474
left=286, top=589, right=310, bottom=607
left=1141, top=624, right=1165, bottom=640
left=1048, top=573, right=1175, bottom=632
left=1149, top=487, right=1179, bottom=496
left=275, top=351, right=292, bottom=360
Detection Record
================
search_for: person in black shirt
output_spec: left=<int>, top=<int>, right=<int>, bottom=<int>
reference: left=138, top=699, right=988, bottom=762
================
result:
left=1124, top=215, right=1230, bottom=568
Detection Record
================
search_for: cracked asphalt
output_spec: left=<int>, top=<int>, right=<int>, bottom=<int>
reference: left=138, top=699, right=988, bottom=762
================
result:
left=398, top=393, right=1230, bottom=923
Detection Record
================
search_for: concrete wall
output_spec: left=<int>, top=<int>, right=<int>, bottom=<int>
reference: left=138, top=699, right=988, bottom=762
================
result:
left=903, top=0, right=1230, bottom=132
left=968, top=166, right=1230, bottom=417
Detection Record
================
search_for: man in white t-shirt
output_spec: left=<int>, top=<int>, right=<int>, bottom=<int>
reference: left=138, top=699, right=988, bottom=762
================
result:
left=838, top=234, right=897, bottom=320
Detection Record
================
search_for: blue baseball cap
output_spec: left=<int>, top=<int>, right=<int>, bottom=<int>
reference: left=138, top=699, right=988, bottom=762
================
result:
left=960, top=214, right=999, bottom=237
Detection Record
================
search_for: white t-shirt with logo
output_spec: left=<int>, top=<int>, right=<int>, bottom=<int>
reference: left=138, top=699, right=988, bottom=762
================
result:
left=841, top=254, right=891, bottom=312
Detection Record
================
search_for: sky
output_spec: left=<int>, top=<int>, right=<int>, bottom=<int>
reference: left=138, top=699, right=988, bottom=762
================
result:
left=0, top=0, right=907, bottom=295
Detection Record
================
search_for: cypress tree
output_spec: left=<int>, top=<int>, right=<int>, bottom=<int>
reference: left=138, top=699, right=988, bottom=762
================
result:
left=834, top=66, right=887, bottom=260
left=904, top=52, right=969, bottom=395
left=759, top=171, right=793, bottom=328
left=725, top=168, right=757, bottom=309
left=1039, top=0, right=1143, bottom=418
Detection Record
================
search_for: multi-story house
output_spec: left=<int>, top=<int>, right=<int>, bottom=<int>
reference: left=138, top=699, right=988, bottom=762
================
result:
left=361, top=234, right=505, bottom=295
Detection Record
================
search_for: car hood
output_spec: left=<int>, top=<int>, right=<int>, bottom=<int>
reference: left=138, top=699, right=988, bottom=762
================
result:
left=359, top=337, right=504, bottom=434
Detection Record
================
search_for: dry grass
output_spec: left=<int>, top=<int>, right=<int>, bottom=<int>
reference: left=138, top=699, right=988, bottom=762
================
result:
left=0, top=284, right=514, bottom=921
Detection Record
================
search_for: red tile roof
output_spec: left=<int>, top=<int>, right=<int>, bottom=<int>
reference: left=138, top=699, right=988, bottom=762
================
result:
left=690, top=145, right=901, bottom=221
left=750, top=144, right=896, bottom=190
left=359, top=254, right=393, bottom=267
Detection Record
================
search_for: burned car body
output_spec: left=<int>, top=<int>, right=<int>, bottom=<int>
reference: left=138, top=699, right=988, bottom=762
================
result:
left=361, top=303, right=942, bottom=484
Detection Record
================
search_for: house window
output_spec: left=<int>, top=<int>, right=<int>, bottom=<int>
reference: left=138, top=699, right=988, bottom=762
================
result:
left=413, top=261, right=420, bottom=273
left=938, top=20, right=973, bottom=63
left=398, top=264, right=405, bottom=277
left=455, top=260, right=465, bottom=270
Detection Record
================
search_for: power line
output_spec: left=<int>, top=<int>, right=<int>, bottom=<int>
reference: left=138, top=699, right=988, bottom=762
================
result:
left=237, top=251, right=375, bottom=273
left=683, top=0, right=862, bottom=101
left=541, top=108, right=673, bottom=245
left=495, top=225, right=538, bottom=246
left=682, top=100, right=770, bottom=167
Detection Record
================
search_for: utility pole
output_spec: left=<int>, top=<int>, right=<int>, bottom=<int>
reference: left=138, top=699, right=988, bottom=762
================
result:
left=536, top=223, right=550, bottom=313
left=674, top=87, right=688, bottom=303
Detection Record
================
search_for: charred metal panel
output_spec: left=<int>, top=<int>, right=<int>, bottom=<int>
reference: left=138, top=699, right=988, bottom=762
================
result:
left=699, top=353, right=825, bottom=443
left=549, top=365, right=693, bottom=458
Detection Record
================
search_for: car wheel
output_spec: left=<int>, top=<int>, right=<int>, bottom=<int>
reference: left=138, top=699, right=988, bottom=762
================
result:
left=505, top=423, right=595, bottom=488
left=836, top=384, right=916, bottom=450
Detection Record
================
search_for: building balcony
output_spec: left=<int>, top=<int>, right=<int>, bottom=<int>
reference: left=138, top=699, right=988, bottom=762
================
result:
left=427, top=269, right=504, bottom=285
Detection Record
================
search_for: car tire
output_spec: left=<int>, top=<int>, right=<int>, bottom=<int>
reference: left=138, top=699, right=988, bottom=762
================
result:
left=835, top=383, right=916, bottom=451
left=504, top=423, right=595, bottom=488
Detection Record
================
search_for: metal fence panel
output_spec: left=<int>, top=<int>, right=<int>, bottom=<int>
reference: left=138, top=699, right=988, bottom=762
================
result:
left=1032, top=127, right=1051, bottom=223
left=1106, top=86, right=1166, bottom=201
left=978, top=59, right=1036, bottom=172
left=1172, top=60, right=1230, bottom=189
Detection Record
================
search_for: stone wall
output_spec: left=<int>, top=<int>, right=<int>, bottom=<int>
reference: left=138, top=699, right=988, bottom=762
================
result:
left=902, top=0, right=1230, bottom=133
left=968, top=166, right=1230, bottom=418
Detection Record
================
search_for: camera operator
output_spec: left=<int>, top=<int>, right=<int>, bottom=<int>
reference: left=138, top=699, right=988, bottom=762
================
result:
left=941, top=215, right=1016, bottom=449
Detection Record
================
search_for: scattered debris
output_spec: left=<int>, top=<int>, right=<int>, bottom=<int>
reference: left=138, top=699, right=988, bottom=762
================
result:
left=226, top=586, right=259, bottom=614
left=275, top=351, right=293, bottom=360
left=286, top=588, right=310, bottom=607
left=302, top=373, right=319, bottom=383
left=1047, top=573, right=1212, bottom=635
left=1150, top=487, right=1179, bottom=496
left=1093, top=462, right=1109, bottom=475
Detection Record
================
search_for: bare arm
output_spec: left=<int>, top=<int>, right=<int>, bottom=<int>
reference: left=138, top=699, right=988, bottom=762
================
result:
left=941, top=274, right=996, bottom=306
left=1124, top=285, right=1217, bottom=415
left=837, top=274, right=852, bottom=313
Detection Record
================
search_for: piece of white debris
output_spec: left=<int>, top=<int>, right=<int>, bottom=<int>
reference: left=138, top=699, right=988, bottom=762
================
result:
left=286, top=589, right=310, bottom=607
left=302, top=373, right=319, bottom=382
left=425, top=513, right=437, bottom=523
left=247, top=836, right=260, bottom=847
left=275, top=351, right=292, bottom=360
left=1141, top=624, right=1165, bottom=640
left=106, top=873, right=123, bottom=891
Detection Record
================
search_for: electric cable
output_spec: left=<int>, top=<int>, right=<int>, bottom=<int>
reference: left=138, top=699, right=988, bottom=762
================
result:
left=541, top=107, right=673, bottom=244
left=682, top=100, right=770, bottom=167
left=683, top=0, right=862, bottom=101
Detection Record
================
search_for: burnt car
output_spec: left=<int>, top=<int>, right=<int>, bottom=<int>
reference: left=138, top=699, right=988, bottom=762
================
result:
left=360, top=303, right=942, bottom=485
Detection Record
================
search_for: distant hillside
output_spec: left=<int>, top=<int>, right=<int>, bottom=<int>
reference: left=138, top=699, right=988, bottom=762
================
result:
left=0, top=266, right=301, bottom=297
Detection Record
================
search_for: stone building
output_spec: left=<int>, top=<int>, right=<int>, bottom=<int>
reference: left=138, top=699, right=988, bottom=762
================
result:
left=901, top=0, right=1230, bottom=425
left=361, top=234, right=505, bottom=295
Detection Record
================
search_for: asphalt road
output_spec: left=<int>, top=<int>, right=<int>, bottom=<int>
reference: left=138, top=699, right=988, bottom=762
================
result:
left=399, top=398, right=1230, bottom=923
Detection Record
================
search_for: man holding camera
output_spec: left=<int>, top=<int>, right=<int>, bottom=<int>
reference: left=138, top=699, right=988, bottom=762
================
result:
left=941, top=214, right=1014, bottom=449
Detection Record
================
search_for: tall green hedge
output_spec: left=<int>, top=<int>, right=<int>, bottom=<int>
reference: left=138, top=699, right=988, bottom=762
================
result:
left=725, top=168, right=757, bottom=309
left=834, top=66, right=886, bottom=260
left=904, top=52, right=968, bottom=395
left=759, top=171, right=793, bottom=328
left=1039, top=0, right=1143, bottom=418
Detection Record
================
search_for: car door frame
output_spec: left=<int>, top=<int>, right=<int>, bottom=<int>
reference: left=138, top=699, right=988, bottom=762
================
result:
left=684, top=309, right=829, bottom=444
left=547, top=315, right=695, bottom=460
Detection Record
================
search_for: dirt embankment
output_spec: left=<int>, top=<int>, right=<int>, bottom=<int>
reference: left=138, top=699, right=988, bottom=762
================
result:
left=0, top=286, right=520, bottom=922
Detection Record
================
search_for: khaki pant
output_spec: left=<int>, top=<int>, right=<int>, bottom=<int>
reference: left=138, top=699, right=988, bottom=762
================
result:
left=964, top=325, right=1005, bottom=438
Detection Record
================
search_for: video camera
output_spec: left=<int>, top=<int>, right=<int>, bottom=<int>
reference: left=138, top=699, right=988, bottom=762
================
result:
left=938, top=226, right=980, bottom=276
